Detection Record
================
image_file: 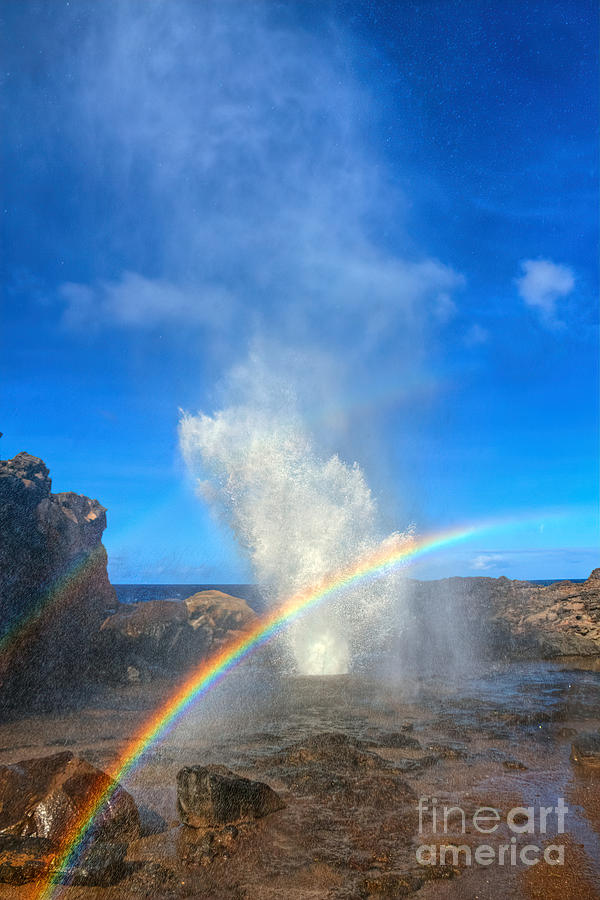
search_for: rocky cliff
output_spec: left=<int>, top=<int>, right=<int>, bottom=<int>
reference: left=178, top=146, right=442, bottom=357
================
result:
left=0, top=451, right=116, bottom=706
left=399, top=569, right=600, bottom=666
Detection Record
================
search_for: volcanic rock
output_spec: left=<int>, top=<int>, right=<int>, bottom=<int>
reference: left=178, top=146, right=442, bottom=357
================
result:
left=265, top=733, right=417, bottom=805
left=0, top=835, right=53, bottom=885
left=361, top=871, right=425, bottom=896
left=178, top=823, right=242, bottom=866
left=0, top=451, right=116, bottom=703
left=275, top=732, right=390, bottom=769
left=126, top=861, right=181, bottom=896
left=400, top=569, right=600, bottom=663
left=184, top=590, right=258, bottom=644
left=425, top=741, right=468, bottom=759
left=98, top=599, right=200, bottom=677
left=57, top=841, right=128, bottom=887
left=365, top=731, right=422, bottom=751
left=176, top=764, right=285, bottom=827
left=0, top=751, right=140, bottom=844
left=97, top=589, right=257, bottom=680
left=570, top=732, right=600, bottom=768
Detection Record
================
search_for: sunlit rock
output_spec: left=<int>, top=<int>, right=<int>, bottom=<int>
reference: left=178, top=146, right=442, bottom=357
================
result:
left=184, top=589, right=258, bottom=643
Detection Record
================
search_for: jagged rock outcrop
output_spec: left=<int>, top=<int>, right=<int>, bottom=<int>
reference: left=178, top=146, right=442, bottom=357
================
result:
left=491, top=569, right=600, bottom=656
left=400, top=569, right=600, bottom=664
left=0, top=451, right=117, bottom=705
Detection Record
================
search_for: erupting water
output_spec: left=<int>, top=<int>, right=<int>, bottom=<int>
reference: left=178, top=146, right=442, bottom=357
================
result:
left=179, top=381, right=407, bottom=675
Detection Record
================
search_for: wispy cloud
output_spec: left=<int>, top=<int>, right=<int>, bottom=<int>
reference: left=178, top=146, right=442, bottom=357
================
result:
left=51, top=2, right=463, bottom=364
left=464, top=323, right=489, bottom=347
left=60, top=273, right=234, bottom=332
left=470, top=553, right=505, bottom=571
left=515, top=258, right=575, bottom=326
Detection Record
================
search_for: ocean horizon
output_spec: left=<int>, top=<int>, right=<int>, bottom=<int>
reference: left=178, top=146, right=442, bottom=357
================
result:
left=114, top=578, right=587, bottom=611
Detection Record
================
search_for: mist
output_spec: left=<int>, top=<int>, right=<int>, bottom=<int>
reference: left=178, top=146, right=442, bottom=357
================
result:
left=47, top=0, right=461, bottom=415
left=41, top=0, right=467, bottom=671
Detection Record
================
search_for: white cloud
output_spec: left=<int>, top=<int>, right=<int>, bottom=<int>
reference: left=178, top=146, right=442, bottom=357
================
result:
left=470, top=554, right=505, bottom=571
left=60, top=273, right=233, bottom=332
left=516, top=259, right=575, bottom=324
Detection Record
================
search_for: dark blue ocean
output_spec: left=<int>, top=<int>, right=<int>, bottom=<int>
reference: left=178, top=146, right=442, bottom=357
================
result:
left=114, top=579, right=586, bottom=611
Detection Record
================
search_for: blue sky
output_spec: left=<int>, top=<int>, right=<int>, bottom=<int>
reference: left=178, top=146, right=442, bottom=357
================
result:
left=1, top=0, right=597, bottom=581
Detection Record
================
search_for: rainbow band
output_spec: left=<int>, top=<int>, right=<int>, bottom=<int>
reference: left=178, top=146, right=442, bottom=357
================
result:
left=34, top=523, right=475, bottom=898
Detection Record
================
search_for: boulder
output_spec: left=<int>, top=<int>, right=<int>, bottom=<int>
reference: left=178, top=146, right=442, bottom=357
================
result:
left=0, top=452, right=116, bottom=703
left=0, top=751, right=140, bottom=844
left=570, top=732, right=600, bottom=768
left=57, top=841, right=128, bottom=887
left=98, top=599, right=201, bottom=676
left=97, top=590, right=258, bottom=680
left=177, top=764, right=285, bottom=828
left=184, top=590, right=258, bottom=643
left=0, top=835, right=128, bottom=887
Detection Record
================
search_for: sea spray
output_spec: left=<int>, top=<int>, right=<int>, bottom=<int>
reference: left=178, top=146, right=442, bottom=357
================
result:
left=179, top=392, right=409, bottom=675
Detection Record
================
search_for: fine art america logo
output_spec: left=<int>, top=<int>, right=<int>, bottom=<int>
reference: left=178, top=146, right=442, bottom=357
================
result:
left=416, top=797, right=567, bottom=867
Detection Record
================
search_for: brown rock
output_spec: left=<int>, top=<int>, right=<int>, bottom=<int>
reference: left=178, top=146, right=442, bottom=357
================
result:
left=184, top=590, right=258, bottom=639
left=177, top=764, right=285, bottom=827
left=570, top=732, right=600, bottom=768
left=0, top=751, right=140, bottom=844
left=97, top=590, right=258, bottom=680
left=98, top=599, right=200, bottom=675
left=266, top=733, right=417, bottom=805
left=177, top=823, right=241, bottom=866
left=398, top=570, right=600, bottom=663
left=362, top=871, right=425, bottom=896
left=0, top=836, right=52, bottom=885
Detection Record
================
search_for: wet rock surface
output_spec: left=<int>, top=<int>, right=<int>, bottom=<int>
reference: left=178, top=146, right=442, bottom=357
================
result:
left=0, top=751, right=140, bottom=845
left=0, top=835, right=53, bottom=885
left=0, top=662, right=599, bottom=897
left=570, top=731, right=600, bottom=768
left=58, top=841, right=128, bottom=887
left=177, top=822, right=243, bottom=866
left=176, top=764, right=285, bottom=827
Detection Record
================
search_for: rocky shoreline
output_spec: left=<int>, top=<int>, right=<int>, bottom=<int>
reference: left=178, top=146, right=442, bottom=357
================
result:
left=1, top=450, right=599, bottom=709
left=1, top=449, right=599, bottom=897
left=401, top=568, right=600, bottom=663
left=0, top=664, right=598, bottom=898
